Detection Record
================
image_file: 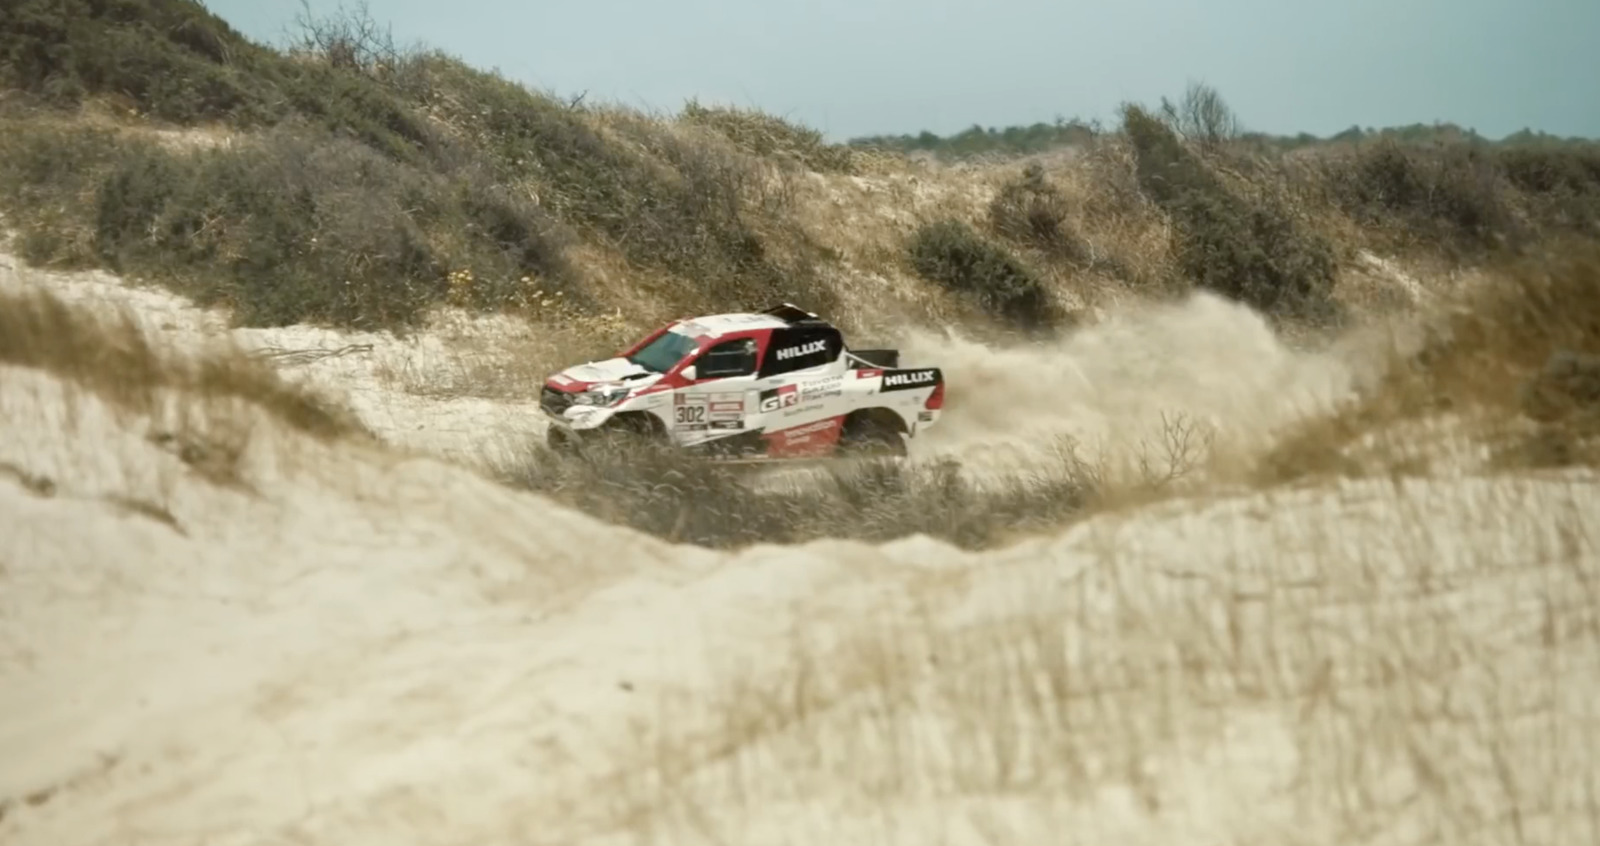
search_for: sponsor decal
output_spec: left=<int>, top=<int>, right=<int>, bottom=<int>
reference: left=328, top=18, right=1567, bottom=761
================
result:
left=879, top=368, right=939, bottom=392
left=783, top=418, right=839, bottom=438
left=798, top=375, right=844, bottom=399
left=767, top=416, right=843, bottom=455
left=853, top=368, right=882, bottom=380
left=918, top=410, right=935, bottom=422
left=782, top=401, right=826, bottom=417
left=709, top=401, right=745, bottom=413
left=758, top=384, right=800, bottom=412
left=774, top=339, right=827, bottom=361
left=709, top=419, right=744, bottom=430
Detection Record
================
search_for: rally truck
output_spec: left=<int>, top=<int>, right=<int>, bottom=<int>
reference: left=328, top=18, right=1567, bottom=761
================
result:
left=540, top=303, right=945, bottom=461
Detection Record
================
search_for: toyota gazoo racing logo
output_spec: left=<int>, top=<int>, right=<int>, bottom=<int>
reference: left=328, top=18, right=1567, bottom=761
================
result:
left=774, top=339, right=827, bottom=361
left=878, top=368, right=940, bottom=392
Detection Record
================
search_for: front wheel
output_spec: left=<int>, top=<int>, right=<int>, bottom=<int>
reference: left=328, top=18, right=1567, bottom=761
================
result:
left=547, top=424, right=581, bottom=455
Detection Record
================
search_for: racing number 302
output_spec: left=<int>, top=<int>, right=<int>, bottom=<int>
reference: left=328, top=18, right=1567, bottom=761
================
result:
left=675, top=405, right=707, bottom=424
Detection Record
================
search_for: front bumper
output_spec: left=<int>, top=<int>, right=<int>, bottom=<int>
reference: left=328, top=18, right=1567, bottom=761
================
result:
left=540, top=385, right=619, bottom=432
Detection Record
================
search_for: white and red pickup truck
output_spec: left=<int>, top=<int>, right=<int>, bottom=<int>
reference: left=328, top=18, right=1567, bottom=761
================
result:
left=540, top=303, right=945, bottom=461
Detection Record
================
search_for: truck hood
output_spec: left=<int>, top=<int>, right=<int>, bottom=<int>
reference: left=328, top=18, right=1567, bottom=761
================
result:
left=546, top=356, right=664, bottom=391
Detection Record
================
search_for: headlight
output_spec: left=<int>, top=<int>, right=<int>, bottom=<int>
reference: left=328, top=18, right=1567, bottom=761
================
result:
left=574, top=385, right=629, bottom=406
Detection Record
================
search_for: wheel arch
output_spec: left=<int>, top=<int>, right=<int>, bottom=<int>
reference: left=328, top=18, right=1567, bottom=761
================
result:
left=606, top=409, right=670, bottom=438
left=842, top=406, right=910, bottom=436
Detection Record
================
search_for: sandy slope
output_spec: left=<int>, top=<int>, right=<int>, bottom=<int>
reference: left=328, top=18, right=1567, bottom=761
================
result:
left=3, top=256, right=1598, bottom=845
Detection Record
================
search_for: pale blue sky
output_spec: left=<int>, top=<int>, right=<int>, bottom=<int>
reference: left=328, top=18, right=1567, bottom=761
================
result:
left=203, top=0, right=1599, bottom=142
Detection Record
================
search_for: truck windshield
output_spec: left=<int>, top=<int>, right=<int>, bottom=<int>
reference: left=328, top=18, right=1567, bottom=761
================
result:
left=627, top=329, right=702, bottom=373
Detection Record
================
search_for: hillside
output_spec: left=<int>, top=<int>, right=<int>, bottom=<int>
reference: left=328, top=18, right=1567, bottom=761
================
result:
left=4, top=0, right=1599, bottom=353
left=3, top=2, right=1600, bottom=845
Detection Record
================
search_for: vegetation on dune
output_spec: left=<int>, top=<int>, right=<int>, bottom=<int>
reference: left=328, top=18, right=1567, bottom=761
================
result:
left=1121, top=102, right=1342, bottom=321
left=680, top=98, right=859, bottom=174
left=1, top=1, right=1598, bottom=349
left=1258, top=240, right=1600, bottom=481
left=0, top=0, right=842, bottom=331
left=905, top=218, right=1065, bottom=332
left=502, top=439, right=1105, bottom=551
left=850, top=117, right=1101, bottom=160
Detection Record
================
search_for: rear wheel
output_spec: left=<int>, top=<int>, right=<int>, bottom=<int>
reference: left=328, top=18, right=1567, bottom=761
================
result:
left=836, top=414, right=907, bottom=458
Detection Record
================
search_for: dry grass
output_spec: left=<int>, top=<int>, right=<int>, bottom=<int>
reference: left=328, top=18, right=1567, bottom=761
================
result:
left=0, top=283, right=369, bottom=487
left=537, top=469, right=1600, bottom=845
left=496, top=410, right=1223, bottom=551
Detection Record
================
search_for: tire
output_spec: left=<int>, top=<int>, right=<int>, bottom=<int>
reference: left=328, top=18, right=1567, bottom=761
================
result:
left=547, top=423, right=583, bottom=454
left=837, top=414, right=907, bottom=458
left=588, top=413, right=665, bottom=455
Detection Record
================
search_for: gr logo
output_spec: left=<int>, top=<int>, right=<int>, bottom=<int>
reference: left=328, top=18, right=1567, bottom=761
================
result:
left=758, top=384, right=799, bottom=412
left=880, top=368, right=939, bottom=391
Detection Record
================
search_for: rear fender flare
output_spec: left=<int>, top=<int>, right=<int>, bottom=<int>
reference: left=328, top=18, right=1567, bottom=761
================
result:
left=843, top=406, right=911, bottom=437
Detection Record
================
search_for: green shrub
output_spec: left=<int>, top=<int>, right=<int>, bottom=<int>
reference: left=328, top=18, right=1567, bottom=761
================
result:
left=987, top=162, right=1085, bottom=260
left=1493, top=144, right=1600, bottom=231
left=1121, top=104, right=1339, bottom=320
left=908, top=218, right=1063, bottom=330
left=1321, top=138, right=1518, bottom=252
left=394, top=58, right=837, bottom=317
left=0, top=122, right=123, bottom=265
left=0, top=0, right=850, bottom=328
left=0, top=120, right=583, bottom=331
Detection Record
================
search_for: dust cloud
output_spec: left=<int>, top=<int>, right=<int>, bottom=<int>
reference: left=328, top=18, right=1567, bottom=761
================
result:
left=899, top=292, right=1408, bottom=484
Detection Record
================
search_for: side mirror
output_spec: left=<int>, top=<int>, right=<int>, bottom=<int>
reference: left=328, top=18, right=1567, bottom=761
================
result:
left=681, top=364, right=697, bottom=382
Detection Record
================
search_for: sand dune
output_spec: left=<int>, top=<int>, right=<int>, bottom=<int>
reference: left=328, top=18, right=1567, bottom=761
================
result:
left=2, top=254, right=1597, bottom=845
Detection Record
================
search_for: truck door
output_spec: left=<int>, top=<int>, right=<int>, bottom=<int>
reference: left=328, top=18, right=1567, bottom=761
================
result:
left=749, top=325, right=847, bottom=455
left=671, top=336, right=761, bottom=448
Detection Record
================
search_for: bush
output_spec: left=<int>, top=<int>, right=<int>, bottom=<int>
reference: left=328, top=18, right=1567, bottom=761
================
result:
left=394, top=57, right=837, bottom=317
left=907, top=218, right=1063, bottom=330
left=680, top=99, right=857, bottom=174
left=1121, top=103, right=1339, bottom=320
left=1494, top=144, right=1600, bottom=231
left=0, top=120, right=583, bottom=330
left=0, top=0, right=853, bottom=329
left=987, top=162, right=1085, bottom=260
left=1321, top=138, right=1518, bottom=252
left=0, top=122, right=123, bottom=265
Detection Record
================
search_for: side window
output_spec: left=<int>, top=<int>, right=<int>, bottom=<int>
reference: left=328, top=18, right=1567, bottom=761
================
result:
left=758, top=326, right=842, bottom=378
left=696, top=338, right=758, bottom=379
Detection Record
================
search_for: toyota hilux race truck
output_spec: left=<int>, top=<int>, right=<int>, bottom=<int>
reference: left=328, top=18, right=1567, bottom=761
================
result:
left=541, top=304, right=944, bottom=461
